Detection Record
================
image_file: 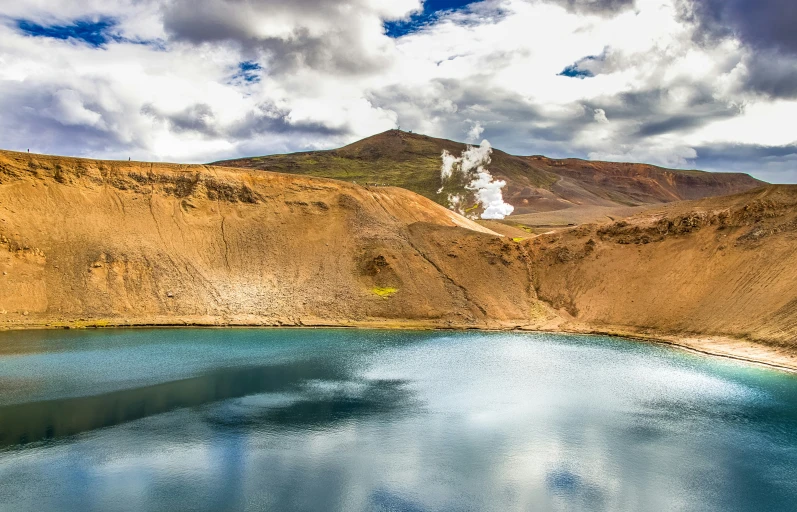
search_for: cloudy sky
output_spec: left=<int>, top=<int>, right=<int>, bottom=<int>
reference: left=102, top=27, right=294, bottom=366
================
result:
left=0, top=0, right=795, bottom=182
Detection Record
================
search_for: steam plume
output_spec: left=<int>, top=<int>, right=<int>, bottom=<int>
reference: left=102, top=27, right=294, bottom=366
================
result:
left=466, top=121, right=484, bottom=142
left=438, top=140, right=514, bottom=220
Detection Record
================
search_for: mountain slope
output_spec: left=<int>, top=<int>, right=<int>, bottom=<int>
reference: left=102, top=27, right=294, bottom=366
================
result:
left=527, top=185, right=797, bottom=358
left=1, top=148, right=795, bottom=369
left=214, top=130, right=765, bottom=217
left=0, top=149, right=551, bottom=330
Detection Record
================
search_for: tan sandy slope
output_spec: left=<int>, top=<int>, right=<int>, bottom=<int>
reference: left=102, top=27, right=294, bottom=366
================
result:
left=1, top=149, right=796, bottom=369
left=0, top=149, right=555, bottom=330
left=526, top=186, right=797, bottom=367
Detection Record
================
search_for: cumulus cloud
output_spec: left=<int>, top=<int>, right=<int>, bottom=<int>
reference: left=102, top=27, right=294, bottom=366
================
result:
left=0, top=0, right=794, bottom=183
left=466, top=120, right=485, bottom=141
left=681, top=0, right=797, bottom=55
left=692, top=142, right=797, bottom=184
left=543, top=0, right=637, bottom=16
left=589, top=144, right=698, bottom=168
left=593, top=108, right=608, bottom=123
left=160, top=0, right=421, bottom=75
left=735, top=51, right=797, bottom=100
left=47, top=89, right=108, bottom=129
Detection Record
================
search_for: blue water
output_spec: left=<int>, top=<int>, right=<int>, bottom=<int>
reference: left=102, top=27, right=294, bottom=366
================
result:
left=0, top=329, right=795, bottom=511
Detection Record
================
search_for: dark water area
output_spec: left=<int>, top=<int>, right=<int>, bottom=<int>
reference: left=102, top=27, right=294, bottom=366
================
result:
left=0, top=329, right=795, bottom=511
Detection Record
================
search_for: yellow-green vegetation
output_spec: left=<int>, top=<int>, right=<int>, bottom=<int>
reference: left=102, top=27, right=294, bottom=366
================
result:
left=238, top=152, right=443, bottom=198
left=372, top=287, right=398, bottom=298
left=512, top=237, right=525, bottom=242
left=528, top=300, right=555, bottom=321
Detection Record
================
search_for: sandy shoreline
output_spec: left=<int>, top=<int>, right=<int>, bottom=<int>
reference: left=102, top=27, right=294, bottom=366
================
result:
left=566, top=329, right=797, bottom=374
left=1, top=319, right=795, bottom=374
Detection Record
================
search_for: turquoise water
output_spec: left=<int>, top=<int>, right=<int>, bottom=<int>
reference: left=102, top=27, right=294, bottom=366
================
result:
left=0, top=329, right=795, bottom=511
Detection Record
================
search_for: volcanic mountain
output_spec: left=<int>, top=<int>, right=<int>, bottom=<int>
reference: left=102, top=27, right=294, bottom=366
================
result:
left=214, top=130, right=765, bottom=219
left=0, top=148, right=795, bottom=369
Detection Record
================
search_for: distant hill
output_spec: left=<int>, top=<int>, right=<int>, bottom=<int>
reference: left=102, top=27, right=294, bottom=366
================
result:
left=213, top=130, right=765, bottom=217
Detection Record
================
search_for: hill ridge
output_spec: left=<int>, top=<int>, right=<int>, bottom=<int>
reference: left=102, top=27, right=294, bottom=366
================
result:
left=213, top=130, right=765, bottom=218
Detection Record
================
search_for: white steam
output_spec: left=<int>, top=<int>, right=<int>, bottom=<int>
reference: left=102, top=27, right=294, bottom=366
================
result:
left=440, top=150, right=460, bottom=182
left=466, top=121, right=484, bottom=142
left=438, top=139, right=514, bottom=220
left=447, top=193, right=463, bottom=212
left=469, top=171, right=515, bottom=219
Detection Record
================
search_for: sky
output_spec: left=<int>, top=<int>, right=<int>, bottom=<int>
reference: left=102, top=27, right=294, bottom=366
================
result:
left=0, top=0, right=795, bottom=183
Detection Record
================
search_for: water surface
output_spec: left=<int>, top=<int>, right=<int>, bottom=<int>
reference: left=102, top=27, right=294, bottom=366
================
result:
left=0, top=329, right=795, bottom=511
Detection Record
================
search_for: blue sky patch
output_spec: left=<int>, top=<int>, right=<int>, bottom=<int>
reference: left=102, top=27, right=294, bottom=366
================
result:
left=15, top=18, right=119, bottom=48
left=559, top=51, right=606, bottom=79
left=233, top=61, right=262, bottom=84
left=385, top=0, right=480, bottom=38
left=558, top=64, right=594, bottom=78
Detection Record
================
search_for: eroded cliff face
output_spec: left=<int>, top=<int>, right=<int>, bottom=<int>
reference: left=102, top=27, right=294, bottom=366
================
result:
left=0, top=150, right=557, bottom=329
left=526, top=186, right=797, bottom=349
left=1, top=149, right=796, bottom=364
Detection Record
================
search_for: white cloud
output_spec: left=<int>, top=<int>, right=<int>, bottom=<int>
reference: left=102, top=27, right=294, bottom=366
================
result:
left=0, top=0, right=794, bottom=181
left=691, top=101, right=797, bottom=147
left=593, top=108, right=608, bottom=123
left=466, top=120, right=485, bottom=142
left=589, top=144, right=699, bottom=168
left=47, top=89, right=107, bottom=129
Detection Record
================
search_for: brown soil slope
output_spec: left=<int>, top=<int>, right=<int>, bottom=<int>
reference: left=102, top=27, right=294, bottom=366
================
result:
left=527, top=186, right=797, bottom=355
left=214, top=130, right=764, bottom=216
left=1, top=148, right=795, bottom=368
left=0, top=149, right=555, bottom=330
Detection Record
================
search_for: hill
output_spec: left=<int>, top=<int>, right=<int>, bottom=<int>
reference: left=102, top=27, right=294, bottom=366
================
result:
left=0, top=149, right=552, bottom=330
left=527, top=185, right=797, bottom=368
left=0, top=148, right=795, bottom=369
left=213, top=130, right=765, bottom=219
